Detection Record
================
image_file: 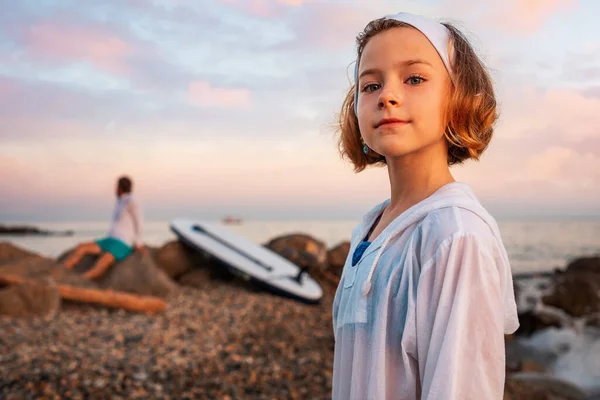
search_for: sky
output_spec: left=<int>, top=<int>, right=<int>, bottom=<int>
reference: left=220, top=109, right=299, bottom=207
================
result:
left=1, top=0, right=599, bottom=222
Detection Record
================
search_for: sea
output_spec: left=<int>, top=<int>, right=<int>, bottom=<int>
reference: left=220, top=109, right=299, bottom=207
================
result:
left=2, top=218, right=600, bottom=274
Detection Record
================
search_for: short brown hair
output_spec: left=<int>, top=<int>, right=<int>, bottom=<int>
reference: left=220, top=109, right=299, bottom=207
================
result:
left=117, top=176, right=133, bottom=193
left=337, top=18, right=498, bottom=172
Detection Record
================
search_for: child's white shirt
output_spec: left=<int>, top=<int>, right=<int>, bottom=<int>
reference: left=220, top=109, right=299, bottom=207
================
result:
left=332, top=182, right=519, bottom=400
left=106, top=194, right=143, bottom=247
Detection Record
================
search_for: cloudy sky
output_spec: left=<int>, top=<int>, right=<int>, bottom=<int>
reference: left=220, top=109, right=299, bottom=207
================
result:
left=1, top=0, right=599, bottom=222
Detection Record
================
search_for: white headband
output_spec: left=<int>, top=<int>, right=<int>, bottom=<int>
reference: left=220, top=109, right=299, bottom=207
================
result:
left=353, top=12, right=454, bottom=114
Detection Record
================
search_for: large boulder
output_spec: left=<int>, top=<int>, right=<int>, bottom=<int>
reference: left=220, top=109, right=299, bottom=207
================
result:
left=265, top=234, right=328, bottom=273
left=96, top=252, right=177, bottom=298
left=586, top=313, right=600, bottom=328
left=0, top=276, right=61, bottom=319
left=57, top=248, right=177, bottom=298
left=151, top=240, right=209, bottom=279
left=565, top=256, right=600, bottom=275
left=542, top=272, right=600, bottom=318
left=178, top=268, right=214, bottom=289
left=0, top=255, right=94, bottom=288
left=504, top=374, right=586, bottom=400
left=0, top=242, right=43, bottom=266
left=515, top=310, right=563, bottom=337
left=327, top=241, right=350, bottom=278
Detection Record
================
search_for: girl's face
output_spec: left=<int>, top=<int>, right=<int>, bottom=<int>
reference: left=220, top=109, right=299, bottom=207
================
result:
left=356, top=27, right=452, bottom=162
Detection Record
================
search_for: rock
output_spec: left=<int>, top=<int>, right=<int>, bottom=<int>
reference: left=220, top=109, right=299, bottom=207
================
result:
left=0, top=242, right=43, bottom=266
left=327, top=241, right=350, bottom=277
left=0, top=255, right=56, bottom=276
left=152, top=240, right=208, bottom=279
left=542, top=272, right=600, bottom=318
left=586, top=313, right=600, bottom=328
left=565, top=256, right=600, bottom=275
left=504, top=379, right=562, bottom=400
left=515, top=311, right=558, bottom=337
left=96, top=252, right=178, bottom=299
left=265, top=234, right=328, bottom=273
left=178, top=268, right=213, bottom=289
left=517, top=302, right=578, bottom=337
left=0, top=224, right=74, bottom=236
left=0, top=255, right=96, bottom=288
left=57, top=249, right=177, bottom=298
left=504, top=373, right=586, bottom=400
left=520, top=360, right=546, bottom=373
left=0, top=276, right=61, bottom=318
left=276, top=248, right=320, bottom=270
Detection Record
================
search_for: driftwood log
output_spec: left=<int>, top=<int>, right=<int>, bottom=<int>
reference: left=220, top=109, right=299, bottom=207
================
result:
left=0, top=273, right=166, bottom=314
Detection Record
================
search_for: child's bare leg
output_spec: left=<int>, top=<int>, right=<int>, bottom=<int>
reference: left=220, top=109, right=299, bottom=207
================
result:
left=82, top=253, right=116, bottom=280
left=63, top=242, right=102, bottom=269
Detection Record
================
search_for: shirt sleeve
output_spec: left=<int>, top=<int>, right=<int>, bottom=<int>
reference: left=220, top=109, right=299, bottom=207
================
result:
left=415, top=232, right=507, bottom=400
left=128, top=198, right=143, bottom=247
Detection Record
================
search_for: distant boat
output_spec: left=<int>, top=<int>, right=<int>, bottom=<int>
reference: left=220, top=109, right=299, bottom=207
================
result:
left=222, top=216, right=243, bottom=225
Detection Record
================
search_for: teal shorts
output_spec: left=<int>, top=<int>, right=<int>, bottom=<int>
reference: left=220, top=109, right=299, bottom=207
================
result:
left=96, top=237, right=133, bottom=262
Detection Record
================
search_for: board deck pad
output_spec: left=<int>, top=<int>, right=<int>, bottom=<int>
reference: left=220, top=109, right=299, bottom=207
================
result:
left=170, top=219, right=323, bottom=303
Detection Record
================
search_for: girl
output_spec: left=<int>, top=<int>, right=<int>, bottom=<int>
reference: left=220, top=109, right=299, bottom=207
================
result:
left=332, top=12, right=519, bottom=399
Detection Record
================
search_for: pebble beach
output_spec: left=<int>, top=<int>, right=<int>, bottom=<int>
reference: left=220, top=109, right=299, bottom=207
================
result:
left=0, top=280, right=336, bottom=399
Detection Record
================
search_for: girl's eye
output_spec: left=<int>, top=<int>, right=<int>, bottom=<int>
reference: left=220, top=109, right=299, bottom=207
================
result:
left=406, top=75, right=425, bottom=85
left=362, top=83, right=380, bottom=93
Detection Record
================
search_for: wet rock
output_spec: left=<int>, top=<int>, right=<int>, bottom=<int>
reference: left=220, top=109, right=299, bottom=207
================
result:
left=565, top=256, right=600, bottom=275
left=504, top=373, right=586, bottom=400
left=586, top=313, right=600, bottom=328
left=516, top=307, right=571, bottom=337
left=542, top=272, right=600, bottom=318
left=520, top=360, right=546, bottom=373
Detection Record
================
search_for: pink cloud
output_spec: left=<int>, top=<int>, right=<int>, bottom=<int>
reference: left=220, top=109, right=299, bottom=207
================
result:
left=513, top=0, right=575, bottom=28
left=219, top=0, right=304, bottom=17
left=278, top=2, right=432, bottom=50
left=296, top=4, right=372, bottom=48
left=497, top=87, right=600, bottom=143
left=187, top=81, right=252, bottom=108
left=444, top=0, right=576, bottom=34
left=452, top=84, right=600, bottom=207
left=0, top=115, right=102, bottom=141
left=495, top=0, right=575, bottom=33
left=524, top=146, right=600, bottom=186
left=277, top=0, right=304, bottom=5
left=26, top=23, right=133, bottom=75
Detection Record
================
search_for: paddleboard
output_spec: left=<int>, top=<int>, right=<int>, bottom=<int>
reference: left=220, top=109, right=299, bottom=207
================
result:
left=170, top=219, right=323, bottom=304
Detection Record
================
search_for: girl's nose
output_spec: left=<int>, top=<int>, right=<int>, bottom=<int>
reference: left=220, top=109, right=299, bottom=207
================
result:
left=378, top=84, right=402, bottom=109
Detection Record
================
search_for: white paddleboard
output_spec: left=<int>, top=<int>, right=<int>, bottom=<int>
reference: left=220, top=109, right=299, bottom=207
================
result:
left=170, top=219, right=323, bottom=303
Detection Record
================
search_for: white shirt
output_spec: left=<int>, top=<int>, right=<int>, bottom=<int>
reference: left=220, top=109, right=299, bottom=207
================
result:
left=107, top=194, right=143, bottom=247
left=332, top=182, right=519, bottom=400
